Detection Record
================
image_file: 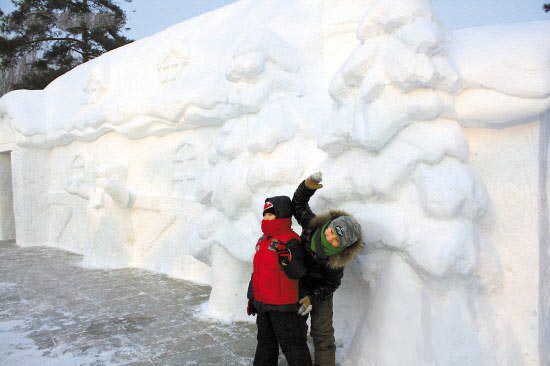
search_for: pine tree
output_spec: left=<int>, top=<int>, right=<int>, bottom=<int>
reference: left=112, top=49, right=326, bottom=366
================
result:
left=0, top=0, right=133, bottom=92
left=544, top=3, right=550, bottom=12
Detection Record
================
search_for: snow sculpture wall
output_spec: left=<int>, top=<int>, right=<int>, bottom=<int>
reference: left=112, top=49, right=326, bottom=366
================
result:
left=0, top=0, right=548, bottom=364
left=42, top=130, right=214, bottom=283
left=10, top=147, right=50, bottom=246
left=466, top=122, right=541, bottom=365
left=452, top=20, right=549, bottom=366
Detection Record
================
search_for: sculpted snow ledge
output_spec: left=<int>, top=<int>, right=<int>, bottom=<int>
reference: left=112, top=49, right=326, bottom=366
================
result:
left=0, top=12, right=547, bottom=148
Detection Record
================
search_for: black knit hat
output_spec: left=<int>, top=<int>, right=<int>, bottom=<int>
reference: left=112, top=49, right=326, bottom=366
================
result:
left=263, top=196, right=292, bottom=219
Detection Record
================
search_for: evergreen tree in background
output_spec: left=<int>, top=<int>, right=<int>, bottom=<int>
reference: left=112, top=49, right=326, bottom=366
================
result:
left=544, top=3, right=550, bottom=12
left=0, top=0, right=133, bottom=93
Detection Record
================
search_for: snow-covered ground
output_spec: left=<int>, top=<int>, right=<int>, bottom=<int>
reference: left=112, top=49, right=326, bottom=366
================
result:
left=0, top=241, right=257, bottom=366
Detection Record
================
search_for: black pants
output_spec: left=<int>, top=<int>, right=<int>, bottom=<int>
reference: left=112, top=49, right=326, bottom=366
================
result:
left=254, top=311, right=312, bottom=366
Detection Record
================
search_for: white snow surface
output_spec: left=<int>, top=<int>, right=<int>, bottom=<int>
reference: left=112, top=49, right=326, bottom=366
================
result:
left=452, top=21, right=550, bottom=127
left=0, top=0, right=548, bottom=365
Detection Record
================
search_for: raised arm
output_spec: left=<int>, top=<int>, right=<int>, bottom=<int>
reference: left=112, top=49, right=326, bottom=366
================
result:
left=292, top=172, right=323, bottom=229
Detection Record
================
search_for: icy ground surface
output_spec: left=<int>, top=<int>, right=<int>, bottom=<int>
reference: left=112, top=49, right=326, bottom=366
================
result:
left=0, top=240, right=286, bottom=366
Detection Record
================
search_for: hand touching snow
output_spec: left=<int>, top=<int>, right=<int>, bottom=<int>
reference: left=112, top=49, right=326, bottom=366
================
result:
left=305, top=172, right=323, bottom=190
left=310, top=172, right=323, bottom=183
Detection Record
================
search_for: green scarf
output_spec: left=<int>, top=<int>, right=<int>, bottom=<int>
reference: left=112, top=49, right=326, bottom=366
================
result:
left=311, top=221, right=344, bottom=256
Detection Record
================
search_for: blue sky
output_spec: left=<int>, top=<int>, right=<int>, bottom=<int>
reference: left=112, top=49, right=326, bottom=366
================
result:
left=1, top=0, right=548, bottom=40
left=122, top=0, right=237, bottom=40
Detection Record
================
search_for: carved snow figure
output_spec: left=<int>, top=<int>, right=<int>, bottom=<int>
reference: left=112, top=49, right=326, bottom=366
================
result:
left=65, top=162, right=134, bottom=268
left=48, top=155, right=90, bottom=251
left=319, top=1, right=521, bottom=364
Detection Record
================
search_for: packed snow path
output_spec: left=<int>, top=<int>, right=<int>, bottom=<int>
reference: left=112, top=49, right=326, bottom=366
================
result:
left=0, top=240, right=272, bottom=366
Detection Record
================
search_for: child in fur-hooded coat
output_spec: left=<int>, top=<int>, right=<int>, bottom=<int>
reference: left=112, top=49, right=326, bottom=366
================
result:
left=292, top=172, right=363, bottom=366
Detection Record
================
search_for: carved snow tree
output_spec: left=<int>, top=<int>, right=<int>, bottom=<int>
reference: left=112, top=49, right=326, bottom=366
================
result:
left=190, top=29, right=310, bottom=321
left=0, top=0, right=133, bottom=92
left=320, top=0, right=518, bottom=364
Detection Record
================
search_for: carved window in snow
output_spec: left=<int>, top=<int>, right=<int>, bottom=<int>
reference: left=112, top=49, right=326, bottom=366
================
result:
left=158, top=50, right=189, bottom=84
left=83, top=76, right=104, bottom=107
left=173, top=143, right=196, bottom=182
left=172, top=143, right=200, bottom=198
left=71, top=155, right=86, bottom=180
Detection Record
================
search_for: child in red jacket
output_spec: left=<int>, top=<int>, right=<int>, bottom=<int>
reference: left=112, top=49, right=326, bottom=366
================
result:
left=247, top=196, right=312, bottom=366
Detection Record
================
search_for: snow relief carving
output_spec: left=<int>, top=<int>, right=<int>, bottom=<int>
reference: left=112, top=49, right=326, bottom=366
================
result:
left=319, top=1, right=512, bottom=365
left=48, top=154, right=92, bottom=250
left=158, top=40, right=190, bottom=84
left=64, top=162, right=134, bottom=268
left=189, top=29, right=320, bottom=320
left=83, top=74, right=106, bottom=108
left=172, top=141, right=202, bottom=198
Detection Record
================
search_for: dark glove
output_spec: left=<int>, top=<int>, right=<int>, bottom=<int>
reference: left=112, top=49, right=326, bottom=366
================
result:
left=247, top=299, right=256, bottom=316
left=276, top=241, right=292, bottom=266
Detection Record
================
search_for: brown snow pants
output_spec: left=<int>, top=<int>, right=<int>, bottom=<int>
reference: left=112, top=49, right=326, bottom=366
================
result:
left=310, top=295, right=336, bottom=366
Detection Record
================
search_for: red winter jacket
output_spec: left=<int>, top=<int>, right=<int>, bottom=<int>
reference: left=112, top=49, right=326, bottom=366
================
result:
left=250, top=218, right=307, bottom=309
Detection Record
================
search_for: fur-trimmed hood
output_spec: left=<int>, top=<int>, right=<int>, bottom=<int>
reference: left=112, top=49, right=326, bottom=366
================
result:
left=308, top=210, right=364, bottom=269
